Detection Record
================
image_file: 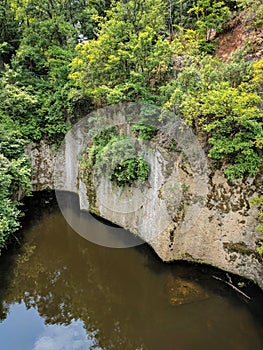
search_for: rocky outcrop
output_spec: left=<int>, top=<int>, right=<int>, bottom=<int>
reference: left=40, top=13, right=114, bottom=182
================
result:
left=151, top=169, right=263, bottom=290
left=26, top=141, right=55, bottom=192
left=26, top=137, right=263, bottom=290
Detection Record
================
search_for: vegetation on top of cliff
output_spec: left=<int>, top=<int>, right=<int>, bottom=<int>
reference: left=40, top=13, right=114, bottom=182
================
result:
left=70, top=0, right=262, bottom=181
left=162, top=54, right=263, bottom=179
left=0, top=0, right=263, bottom=252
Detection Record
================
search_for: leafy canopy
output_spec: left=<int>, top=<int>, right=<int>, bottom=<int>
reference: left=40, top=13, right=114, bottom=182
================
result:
left=70, top=0, right=173, bottom=106
left=0, top=126, right=31, bottom=251
left=162, top=55, right=263, bottom=179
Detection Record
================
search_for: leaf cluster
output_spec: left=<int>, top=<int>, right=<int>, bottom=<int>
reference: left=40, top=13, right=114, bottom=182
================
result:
left=162, top=55, right=263, bottom=179
left=70, top=0, right=173, bottom=106
left=131, top=123, right=158, bottom=140
left=80, top=127, right=150, bottom=187
left=0, top=127, right=32, bottom=252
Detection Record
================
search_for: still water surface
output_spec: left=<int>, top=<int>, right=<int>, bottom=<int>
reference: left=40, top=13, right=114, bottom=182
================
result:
left=0, top=193, right=262, bottom=350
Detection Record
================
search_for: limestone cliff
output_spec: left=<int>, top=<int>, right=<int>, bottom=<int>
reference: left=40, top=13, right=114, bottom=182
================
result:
left=26, top=138, right=263, bottom=290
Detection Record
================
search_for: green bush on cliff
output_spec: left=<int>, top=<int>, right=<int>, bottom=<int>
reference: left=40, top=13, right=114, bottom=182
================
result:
left=162, top=55, right=263, bottom=180
left=131, top=123, right=158, bottom=140
left=80, top=127, right=150, bottom=187
left=111, top=158, right=150, bottom=187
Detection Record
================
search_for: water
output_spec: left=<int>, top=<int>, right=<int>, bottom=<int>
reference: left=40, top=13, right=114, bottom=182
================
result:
left=0, top=192, right=262, bottom=350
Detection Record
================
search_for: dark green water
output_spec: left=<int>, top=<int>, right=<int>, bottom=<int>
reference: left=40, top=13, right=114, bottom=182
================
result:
left=0, top=192, right=262, bottom=350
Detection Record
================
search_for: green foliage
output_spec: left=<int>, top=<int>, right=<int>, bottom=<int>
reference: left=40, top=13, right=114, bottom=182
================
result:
left=86, top=126, right=118, bottom=167
left=182, top=183, right=190, bottom=192
left=251, top=197, right=263, bottom=254
left=80, top=127, right=150, bottom=187
left=0, top=126, right=32, bottom=195
left=11, top=0, right=110, bottom=41
left=235, top=0, right=263, bottom=28
left=0, top=198, right=21, bottom=250
left=70, top=0, right=173, bottom=106
left=162, top=55, right=263, bottom=180
left=0, top=0, right=113, bottom=143
left=185, top=0, right=231, bottom=53
left=0, top=0, right=20, bottom=64
left=0, top=126, right=32, bottom=252
left=1, top=0, right=262, bottom=254
left=188, top=0, right=231, bottom=35
left=0, top=70, right=42, bottom=140
left=0, top=0, right=113, bottom=253
left=131, top=123, right=158, bottom=140
left=111, top=158, right=150, bottom=186
left=252, top=57, right=263, bottom=94
left=197, top=84, right=262, bottom=179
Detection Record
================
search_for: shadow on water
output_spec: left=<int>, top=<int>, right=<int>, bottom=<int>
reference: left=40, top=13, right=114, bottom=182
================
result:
left=56, top=190, right=144, bottom=248
left=0, top=191, right=262, bottom=350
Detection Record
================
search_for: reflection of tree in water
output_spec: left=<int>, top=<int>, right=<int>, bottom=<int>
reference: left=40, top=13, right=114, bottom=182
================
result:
left=0, top=208, right=158, bottom=349
left=0, top=196, right=262, bottom=350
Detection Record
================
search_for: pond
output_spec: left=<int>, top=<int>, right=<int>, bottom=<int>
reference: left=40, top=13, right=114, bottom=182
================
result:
left=0, top=192, right=262, bottom=350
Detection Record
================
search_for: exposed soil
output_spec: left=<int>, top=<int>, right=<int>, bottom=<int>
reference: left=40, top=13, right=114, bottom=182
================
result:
left=215, top=11, right=263, bottom=61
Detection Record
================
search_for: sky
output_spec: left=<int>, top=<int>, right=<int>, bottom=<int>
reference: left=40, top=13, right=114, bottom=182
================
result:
left=0, top=302, right=101, bottom=350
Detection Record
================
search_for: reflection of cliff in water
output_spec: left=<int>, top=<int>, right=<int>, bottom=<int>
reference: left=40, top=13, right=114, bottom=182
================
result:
left=0, top=192, right=262, bottom=350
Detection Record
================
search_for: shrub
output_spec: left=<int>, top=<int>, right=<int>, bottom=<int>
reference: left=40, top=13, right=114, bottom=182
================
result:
left=162, top=56, right=263, bottom=180
left=0, top=128, right=32, bottom=252
left=80, top=127, right=150, bottom=187
left=131, top=123, right=158, bottom=140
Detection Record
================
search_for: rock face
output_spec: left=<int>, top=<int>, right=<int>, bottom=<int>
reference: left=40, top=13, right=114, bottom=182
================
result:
left=26, top=141, right=55, bottom=192
left=26, top=139, right=263, bottom=290
left=151, top=170, right=263, bottom=290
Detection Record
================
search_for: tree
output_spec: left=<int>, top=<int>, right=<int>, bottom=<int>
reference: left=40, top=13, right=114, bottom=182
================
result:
left=188, top=0, right=231, bottom=37
left=187, top=0, right=230, bottom=52
left=1, top=0, right=108, bottom=141
left=0, top=0, right=20, bottom=65
left=70, top=0, right=173, bottom=106
left=162, top=55, right=263, bottom=179
left=0, top=126, right=31, bottom=252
